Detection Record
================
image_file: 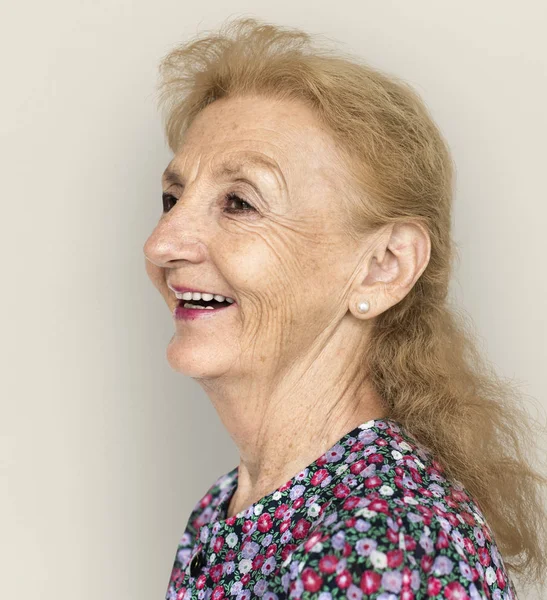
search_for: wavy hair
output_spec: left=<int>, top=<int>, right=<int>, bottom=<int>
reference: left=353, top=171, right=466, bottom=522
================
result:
left=156, top=17, right=547, bottom=591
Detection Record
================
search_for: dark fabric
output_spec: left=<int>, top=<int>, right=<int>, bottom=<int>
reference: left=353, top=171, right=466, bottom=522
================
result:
left=165, top=418, right=518, bottom=599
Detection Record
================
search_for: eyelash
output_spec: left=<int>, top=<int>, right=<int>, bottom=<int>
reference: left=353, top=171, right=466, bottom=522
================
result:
left=161, top=191, right=256, bottom=215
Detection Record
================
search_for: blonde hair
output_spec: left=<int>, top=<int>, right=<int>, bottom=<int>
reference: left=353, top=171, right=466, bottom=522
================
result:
left=156, top=17, right=547, bottom=589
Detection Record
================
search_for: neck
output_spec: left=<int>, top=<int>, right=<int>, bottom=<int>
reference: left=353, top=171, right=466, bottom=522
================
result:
left=199, top=323, right=386, bottom=518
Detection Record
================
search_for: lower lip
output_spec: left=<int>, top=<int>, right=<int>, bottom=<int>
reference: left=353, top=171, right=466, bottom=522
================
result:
left=173, top=301, right=236, bottom=321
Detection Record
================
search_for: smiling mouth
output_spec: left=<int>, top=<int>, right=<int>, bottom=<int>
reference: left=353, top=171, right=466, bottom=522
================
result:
left=178, top=297, right=233, bottom=310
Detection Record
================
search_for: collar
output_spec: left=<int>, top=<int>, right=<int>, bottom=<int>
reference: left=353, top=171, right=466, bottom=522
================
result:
left=188, top=418, right=424, bottom=555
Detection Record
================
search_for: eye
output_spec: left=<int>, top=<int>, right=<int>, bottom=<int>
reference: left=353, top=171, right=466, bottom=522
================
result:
left=161, top=191, right=257, bottom=214
left=162, top=192, right=177, bottom=213
left=224, top=192, right=256, bottom=214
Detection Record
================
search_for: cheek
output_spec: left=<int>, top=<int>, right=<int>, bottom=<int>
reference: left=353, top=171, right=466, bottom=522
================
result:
left=144, top=259, right=164, bottom=293
left=220, top=227, right=330, bottom=314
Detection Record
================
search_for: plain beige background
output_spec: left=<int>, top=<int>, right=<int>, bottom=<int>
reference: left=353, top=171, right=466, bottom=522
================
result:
left=1, top=2, right=546, bottom=599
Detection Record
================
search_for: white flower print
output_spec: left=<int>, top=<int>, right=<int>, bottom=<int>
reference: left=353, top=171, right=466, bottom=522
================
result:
left=485, top=566, right=496, bottom=585
left=370, top=549, right=388, bottom=569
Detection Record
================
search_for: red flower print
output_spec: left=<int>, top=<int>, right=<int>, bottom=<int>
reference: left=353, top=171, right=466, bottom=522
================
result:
left=342, top=541, right=352, bottom=558
left=351, top=459, right=367, bottom=474
left=360, top=570, right=381, bottom=594
left=170, top=567, right=182, bottom=585
left=343, top=495, right=361, bottom=510
left=386, top=528, right=399, bottom=544
left=199, top=493, right=213, bottom=509
left=280, top=520, right=291, bottom=534
left=427, top=576, right=442, bottom=596
left=209, top=564, right=224, bottom=583
left=463, top=537, right=476, bottom=555
left=460, top=512, right=475, bottom=526
left=365, top=476, right=382, bottom=488
left=446, top=513, right=459, bottom=527
left=368, top=453, right=384, bottom=464
left=195, top=574, right=207, bottom=589
left=279, top=480, right=292, bottom=492
left=252, top=554, right=266, bottom=569
left=352, top=441, right=365, bottom=452
left=293, top=496, right=305, bottom=510
left=410, top=468, right=423, bottom=484
left=444, top=581, right=470, bottom=600
left=432, top=505, right=446, bottom=518
left=416, top=505, right=433, bottom=522
left=266, top=543, right=277, bottom=557
left=335, top=568, right=353, bottom=589
left=212, top=536, right=225, bottom=553
left=242, top=520, right=254, bottom=534
left=318, top=554, right=339, bottom=574
left=452, top=489, right=470, bottom=503
left=402, top=566, right=412, bottom=587
left=496, top=567, right=506, bottom=589
left=368, top=498, right=390, bottom=514
left=292, top=518, right=311, bottom=539
left=311, top=469, right=329, bottom=485
left=257, top=513, right=273, bottom=533
left=333, top=483, right=351, bottom=498
left=403, top=534, right=417, bottom=551
left=281, top=543, right=297, bottom=561
left=304, top=532, right=324, bottom=552
left=401, top=589, right=415, bottom=600
left=387, top=548, right=404, bottom=568
left=421, top=554, right=434, bottom=573
left=478, top=546, right=491, bottom=567
left=345, top=516, right=357, bottom=529
left=274, top=503, right=290, bottom=520
left=301, top=567, right=323, bottom=592
left=432, top=459, right=445, bottom=473
left=211, top=585, right=225, bottom=600
left=436, top=530, right=450, bottom=549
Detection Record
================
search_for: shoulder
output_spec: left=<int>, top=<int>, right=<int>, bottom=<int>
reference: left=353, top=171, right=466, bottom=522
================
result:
left=278, top=425, right=517, bottom=599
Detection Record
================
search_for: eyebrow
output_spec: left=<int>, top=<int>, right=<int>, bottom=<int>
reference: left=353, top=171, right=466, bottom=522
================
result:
left=162, top=155, right=288, bottom=193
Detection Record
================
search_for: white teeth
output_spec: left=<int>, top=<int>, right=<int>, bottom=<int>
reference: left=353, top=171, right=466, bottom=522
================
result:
left=174, top=290, right=234, bottom=303
left=183, top=303, right=214, bottom=310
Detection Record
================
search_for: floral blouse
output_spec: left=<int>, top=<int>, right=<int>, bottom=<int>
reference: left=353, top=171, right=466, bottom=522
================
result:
left=165, top=418, right=518, bottom=600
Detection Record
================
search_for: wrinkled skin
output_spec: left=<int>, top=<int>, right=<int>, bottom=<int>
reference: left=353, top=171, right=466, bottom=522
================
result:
left=143, top=94, right=430, bottom=516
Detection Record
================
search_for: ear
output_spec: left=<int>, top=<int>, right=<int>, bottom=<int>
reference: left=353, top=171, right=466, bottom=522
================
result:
left=349, top=221, right=431, bottom=320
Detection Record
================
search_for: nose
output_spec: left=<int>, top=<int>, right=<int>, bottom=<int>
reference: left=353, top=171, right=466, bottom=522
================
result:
left=143, top=214, right=208, bottom=269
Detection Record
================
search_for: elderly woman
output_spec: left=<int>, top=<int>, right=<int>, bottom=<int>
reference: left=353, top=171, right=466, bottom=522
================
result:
left=143, top=18, right=546, bottom=600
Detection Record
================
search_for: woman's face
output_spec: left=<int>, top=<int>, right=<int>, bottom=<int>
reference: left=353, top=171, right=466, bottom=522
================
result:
left=144, top=94, right=366, bottom=381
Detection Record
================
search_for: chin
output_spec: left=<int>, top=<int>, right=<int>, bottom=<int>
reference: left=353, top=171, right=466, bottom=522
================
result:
left=166, top=336, right=229, bottom=379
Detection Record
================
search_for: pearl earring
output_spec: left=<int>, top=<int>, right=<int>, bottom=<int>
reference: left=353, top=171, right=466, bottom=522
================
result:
left=357, top=300, right=370, bottom=313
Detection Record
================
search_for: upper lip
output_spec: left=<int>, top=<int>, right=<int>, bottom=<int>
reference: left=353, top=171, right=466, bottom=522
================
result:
left=167, top=283, right=235, bottom=301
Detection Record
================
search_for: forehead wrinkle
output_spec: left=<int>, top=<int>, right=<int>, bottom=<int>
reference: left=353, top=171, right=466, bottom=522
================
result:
left=163, top=152, right=289, bottom=196
left=211, top=152, right=288, bottom=194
